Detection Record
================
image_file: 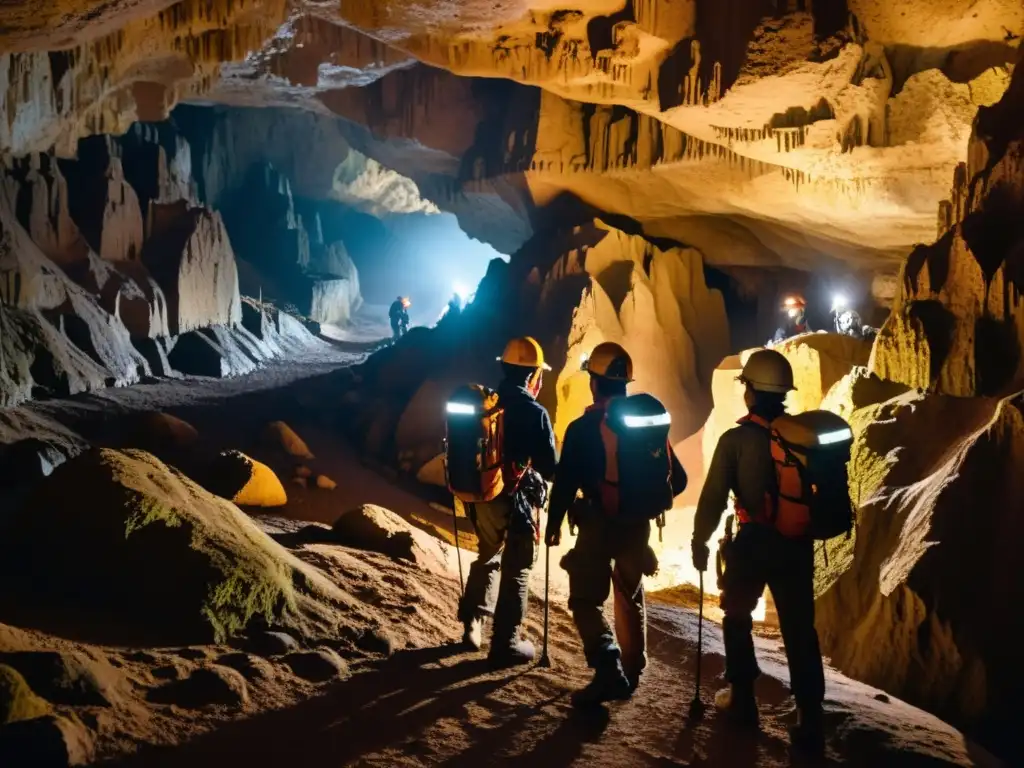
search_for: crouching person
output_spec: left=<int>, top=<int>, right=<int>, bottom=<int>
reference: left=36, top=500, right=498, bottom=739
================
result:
left=545, top=342, right=687, bottom=705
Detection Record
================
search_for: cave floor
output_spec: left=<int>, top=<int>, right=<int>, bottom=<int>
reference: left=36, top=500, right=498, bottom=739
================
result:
left=0, top=353, right=1000, bottom=767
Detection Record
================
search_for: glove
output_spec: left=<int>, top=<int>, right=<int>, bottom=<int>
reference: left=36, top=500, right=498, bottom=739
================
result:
left=545, top=527, right=562, bottom=547
left=691, top=540, right=710, bottom=572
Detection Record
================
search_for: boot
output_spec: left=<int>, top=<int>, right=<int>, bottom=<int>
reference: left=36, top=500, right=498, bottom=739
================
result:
left=461, top=617, right=484, bottom=651
left=789, top=707, right=825, bottom=756
left=571, top=662, right=632, bottom=708
left=488, top=638, right=535, bottom=669
left=714, top=684, right=759, bottom=726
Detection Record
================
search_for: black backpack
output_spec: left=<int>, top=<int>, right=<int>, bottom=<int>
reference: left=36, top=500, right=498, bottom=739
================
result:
left=596, top=394, right=674, bottom=521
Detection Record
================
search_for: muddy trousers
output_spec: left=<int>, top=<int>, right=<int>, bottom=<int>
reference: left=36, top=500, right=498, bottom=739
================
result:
left=564, top=518, right=652, bottom=681
left=720, top=524, right=825, bottom=711
left=457, top=497, right=536, bottom=649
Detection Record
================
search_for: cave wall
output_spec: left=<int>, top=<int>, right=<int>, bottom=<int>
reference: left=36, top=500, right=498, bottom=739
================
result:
left=809, top=47, right=1024, bottom=746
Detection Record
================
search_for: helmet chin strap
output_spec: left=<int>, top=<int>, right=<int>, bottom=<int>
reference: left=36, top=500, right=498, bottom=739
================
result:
left=527, top=369, right=543, bottom=398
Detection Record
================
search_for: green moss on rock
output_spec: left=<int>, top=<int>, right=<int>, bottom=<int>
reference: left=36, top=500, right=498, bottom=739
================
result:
left=0, top=448, right=350, bottom=645
left=0, top=665, right=51, bottom=724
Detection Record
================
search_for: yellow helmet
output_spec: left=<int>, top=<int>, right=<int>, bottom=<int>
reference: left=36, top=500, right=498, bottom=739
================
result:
left=584, top=342, right=633, bottom=381
left=497, top=336, right=551, bottom=370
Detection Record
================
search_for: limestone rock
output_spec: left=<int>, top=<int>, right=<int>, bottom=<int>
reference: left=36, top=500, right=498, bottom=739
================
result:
left=0, top=713, right=94, bottom=767
left=0, top=448, right=349, bottom=644
left=130, top=412, right=199, bottom=452
left=816, top=392, right=1024, bottom=735
left=331, top=504, right=418, bottom=562
left=773, top=333, right=873, bottom=414
left=60, top=136, right=144, bottom=264
left=415, top=453, right=446, bottom=488
left=0, top=664, right=50, bottom=724
left=240, top=631, right=299, bottom=658
left=0, top=652, right=112, bottom=708
left=198, top=450, right=288, bottom=508
left=264, top=422, right=314, bottom=460
left=142, top=202, right=241, bottom=335
left=1, top=201, right=148, bottom=406
left=315, top=475, right=336, bottom=491
left=148, top=665, right=248, bottom=708
left=282, top=648, right=348, bottom=683
left=214, top=652, right=274, bottom=682
left=166, top=325, right=263, bottom=379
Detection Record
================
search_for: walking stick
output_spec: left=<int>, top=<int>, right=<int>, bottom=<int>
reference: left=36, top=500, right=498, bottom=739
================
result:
left=688, top=569, right=707, bottom=720
left=452, top=498, right=465, bottom=597
left=538, top=542, right=552, bottom=668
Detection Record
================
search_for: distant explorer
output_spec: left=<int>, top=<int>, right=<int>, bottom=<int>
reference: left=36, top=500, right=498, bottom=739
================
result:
left=444, top=336, right=557, bottom=668
left=546, top=342, right=687, bottom=706
left=692, top=349, right=855, bottom=756
left=770, top=295, right=810, bottom=345
left=388, top=296, right=410, bottom=342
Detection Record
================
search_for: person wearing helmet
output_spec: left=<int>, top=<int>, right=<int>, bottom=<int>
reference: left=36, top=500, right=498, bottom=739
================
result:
left=771, top=295, right=810, bottom=344
left=546, top=342, right=687, bottom=706
left=691, top=349, right=826, bottom=755
left=459, top=336, right=558, bottom=668
left=388, top=296, right=411, bottom=342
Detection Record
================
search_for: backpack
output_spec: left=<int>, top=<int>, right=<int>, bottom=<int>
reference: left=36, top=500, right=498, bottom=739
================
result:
left=596, top=394, right=674, bottom=521
left=444, top=384, right=507, bottom=503
left=742, top=410, right=854, bottom=540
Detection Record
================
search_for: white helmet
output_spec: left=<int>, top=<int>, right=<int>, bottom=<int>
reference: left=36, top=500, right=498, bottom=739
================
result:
left=738, top=349, right=795, bottom=393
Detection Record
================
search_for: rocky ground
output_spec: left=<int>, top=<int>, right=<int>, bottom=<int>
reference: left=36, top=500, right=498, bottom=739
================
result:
left=0, top=349, right=1007, bottom=767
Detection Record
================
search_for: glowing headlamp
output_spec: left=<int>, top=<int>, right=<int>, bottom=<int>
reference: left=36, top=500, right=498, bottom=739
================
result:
left=446, top=402, right=476, bottom=416
left=831, top=293, right=848, bottom=312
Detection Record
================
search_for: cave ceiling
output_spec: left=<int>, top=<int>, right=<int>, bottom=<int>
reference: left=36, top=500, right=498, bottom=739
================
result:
left=1, top=1, right=1021, bottom=270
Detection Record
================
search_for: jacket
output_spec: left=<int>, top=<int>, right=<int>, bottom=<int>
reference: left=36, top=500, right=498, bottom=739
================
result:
left=693, top=410, right=783, bottom=546
left=495, top=380, right=558, bottom=535
left=547, top=401, right=687, bottom=532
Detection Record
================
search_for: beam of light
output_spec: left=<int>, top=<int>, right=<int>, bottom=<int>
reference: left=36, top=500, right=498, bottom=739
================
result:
left=446, top=402, right=476, bottom=415
left=818, top=427, right=853, bottom=445
left=452, top=281, right=469, bottom=299
left=787, top=308, right=800, bottom=318
left=831, top=293, right=848, bottom=312
left=623, top=413, right=672, bottom=428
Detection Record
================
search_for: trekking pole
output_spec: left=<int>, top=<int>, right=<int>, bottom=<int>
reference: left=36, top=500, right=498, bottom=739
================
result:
left=688, top=569, right=707, bottom=720
left=452, top=498, right=465, bottom=597
left=538, top=541, right=552, bottom=668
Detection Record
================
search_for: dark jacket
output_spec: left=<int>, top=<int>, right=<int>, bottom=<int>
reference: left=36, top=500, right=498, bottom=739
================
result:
left=693, top=411, right=781, bottom=545
left=496, top=380, right=558, bottom=535
left=548, top=403, right=687, bottom=532
left=389, top=301, right=408, bottom=326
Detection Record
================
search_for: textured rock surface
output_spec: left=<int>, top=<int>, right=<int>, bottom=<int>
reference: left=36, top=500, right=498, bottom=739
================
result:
left=0, top=448, right=351, bottom=644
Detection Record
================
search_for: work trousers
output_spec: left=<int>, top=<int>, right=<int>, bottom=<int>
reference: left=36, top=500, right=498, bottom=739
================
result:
left=564, top=517, right=654, bottom=681
left=719, top=524, right=825, bottom=711
left=457, top=497, right=536, bottom=650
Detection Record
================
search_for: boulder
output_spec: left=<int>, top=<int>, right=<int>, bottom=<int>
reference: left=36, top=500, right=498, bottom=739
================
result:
left=197, top=450, right=288, bottom=508
left=130, top=412, right=199, bottom=452
left=415, top=453, right=446, bottom=487
left=0, top=652, right=112, bottom=707
left=240, top=630, right=299, bottom=658
left=0, top=665, right=50, bottom=724
left=282, top=648, right=348, bottom=683
left=214, top=652, right=274, bottom=682
left=264, top=421, right=314, bottom=460
left=148, top=665, right=248, bottom=708
left=773, top=333, right=873, bottom=413
left=0, top=714, right=94, bottom=767
left=315, top=474, right=336, bottom=491
left=0, top=448, right=350, bottom=644
left=331, top=504, right=417, bottom=562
